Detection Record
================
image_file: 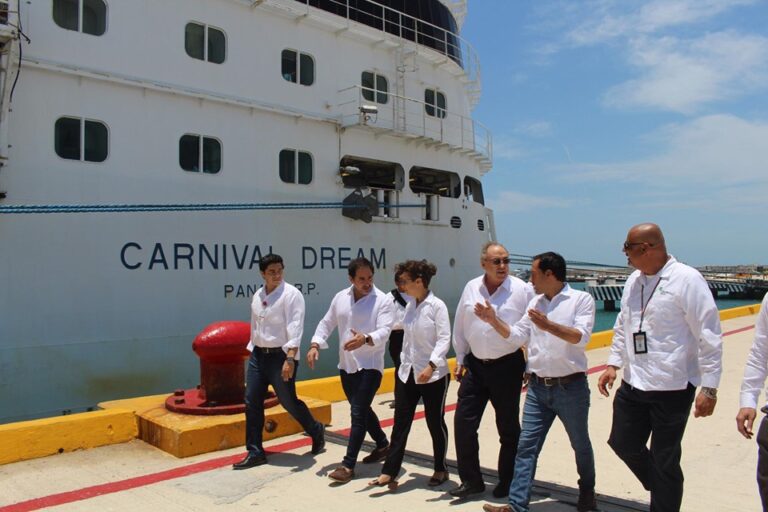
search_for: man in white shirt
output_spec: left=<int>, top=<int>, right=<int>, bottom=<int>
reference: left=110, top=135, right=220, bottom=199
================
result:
left=233, top=254, right=325, bottom=470
left=388, top=265, right=410, bottom=408
left=450, top=242, right=534, bottom=499
left=306, top=257, right=394, bottom=483
left=483, top=252, right=596, bottom=512
left=737, top=293, right=768, bottom=510
left=598, top=223, right=722, bottom=512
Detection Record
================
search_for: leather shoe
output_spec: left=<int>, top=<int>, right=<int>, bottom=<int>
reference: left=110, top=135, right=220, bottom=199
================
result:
left=492, top=481, right=511, bottom=498
left=311, top=424, right=325, bottom=455
left=483, top=505, right=512, bottom=512
left=577, top=488, right=597, bottom=511
left=427, top=471, right=449, bottom=487
left=448, top=481, right=485, bottom=498
left=328, top=465, right=354, bottom=483
left=362, top=444, right=389, bottom=463
left=232, top=453, right=267, bottom=470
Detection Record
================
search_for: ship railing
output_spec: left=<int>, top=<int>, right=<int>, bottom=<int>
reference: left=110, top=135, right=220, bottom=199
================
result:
left=0, top=0, right=19, bottom=166
left=287, top=0, right=482, bottom=108
left=337, top=84, right=492, bottom=170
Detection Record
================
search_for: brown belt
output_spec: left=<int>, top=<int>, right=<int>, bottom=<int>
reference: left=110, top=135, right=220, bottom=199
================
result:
left=529, top=372, right=585, bottom=386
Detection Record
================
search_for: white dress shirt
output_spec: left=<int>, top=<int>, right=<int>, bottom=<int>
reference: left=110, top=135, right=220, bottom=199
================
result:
left=607, top=256, right=723, bottom=391
left=740, top=294, right=768, bottom=409
left=508, top=284, right=596, bottom=377
left=390, top=290, right=410, bottom=330
left=453, top=275, right=534, bottom=365
left=247, top=281, right=305, bottom=358
left=311, top=285, right=394, bottom=373
left=399, top=292, right=451, bottom=383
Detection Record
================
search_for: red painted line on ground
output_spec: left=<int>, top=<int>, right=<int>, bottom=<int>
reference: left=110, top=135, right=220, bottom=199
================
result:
left=1, top=327, right=753, bottom=512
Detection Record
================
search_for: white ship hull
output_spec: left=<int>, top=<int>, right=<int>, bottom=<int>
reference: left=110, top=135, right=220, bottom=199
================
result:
left=0, top=0, right=496, bottom=422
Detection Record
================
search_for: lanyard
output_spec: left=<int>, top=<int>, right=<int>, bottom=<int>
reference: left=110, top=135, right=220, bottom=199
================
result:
left=638, top=278, right=661, bottom=331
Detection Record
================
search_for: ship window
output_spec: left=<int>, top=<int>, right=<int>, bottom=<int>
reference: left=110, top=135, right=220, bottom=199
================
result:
left=279, top=149, right=313, bottom=185
left=53, top=0, right=107, bottom=36
left=409, top=167, right=461, bottom=198
left=361, top=71, right=388, bottom=104
left=282, top=50, right=315, bottom=86
left=425, top=88, right=447, bottom=118
left=463, top=176, right=485, bottom=205
left=339, top=156, right=404, bottom=191
left=185, top=22, right=226, bottom=64
left=179, top=134, right=221, bottom=174
left=55, top=117, right=108, bottom=162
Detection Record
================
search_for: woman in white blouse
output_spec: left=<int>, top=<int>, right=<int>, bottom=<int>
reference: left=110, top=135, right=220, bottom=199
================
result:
left=369, top=259, right=451, bottom=489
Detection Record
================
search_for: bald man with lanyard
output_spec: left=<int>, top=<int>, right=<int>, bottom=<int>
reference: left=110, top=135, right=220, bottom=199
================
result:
left=598, top=223, right=722, bottom=512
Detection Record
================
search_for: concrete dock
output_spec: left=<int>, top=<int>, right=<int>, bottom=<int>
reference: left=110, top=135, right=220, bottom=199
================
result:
left=0, top=312, right=762, bottom=511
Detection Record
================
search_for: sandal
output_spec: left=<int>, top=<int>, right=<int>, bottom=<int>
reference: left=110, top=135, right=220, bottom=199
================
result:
left=427, top=471, right=449, bottom=487
left=368, top=475, right=398, bottom=490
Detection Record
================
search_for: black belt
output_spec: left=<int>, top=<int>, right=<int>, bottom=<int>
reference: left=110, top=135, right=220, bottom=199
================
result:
left=529, top=372, right=585, bottom=386
left=254, top=346, right=284, bottom=354
left=470, top=352, right=517, bottom=365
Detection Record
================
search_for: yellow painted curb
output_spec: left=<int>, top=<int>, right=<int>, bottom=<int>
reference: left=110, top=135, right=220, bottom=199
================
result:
left=719, top=302, right=762, bottom=321
left=0, top=409, right=137, bottom=465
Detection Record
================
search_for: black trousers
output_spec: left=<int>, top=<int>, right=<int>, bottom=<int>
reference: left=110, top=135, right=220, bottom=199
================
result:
left=607, top=381, right=695, bottom=512
left=244, top=350, right=322, bottom=456
left=388, top=329, right=404, bottom=369
left=757, top=414, right=768, bottom=511
left=382, top=372, right=450, bottom=478
left=454, top=351, right=525, bottom=487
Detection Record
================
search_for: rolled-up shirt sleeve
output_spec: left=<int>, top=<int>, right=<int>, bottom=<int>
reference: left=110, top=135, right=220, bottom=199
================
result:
left=507, top=312, right=532, bottom=350
left=740, top=295, right=768, bottom=409
left=369, top=298, right=394, bottom=346
left=311, top=297, right=337, bottom=349
left=283, top=290, right=305, bottom=353
left=430, top=301, right=452, bottom=367
left=682, top=274, right=723, bottom=388
left=452, top=285, right=470, bottom=365
left=573, top=294, right=596, bottom=347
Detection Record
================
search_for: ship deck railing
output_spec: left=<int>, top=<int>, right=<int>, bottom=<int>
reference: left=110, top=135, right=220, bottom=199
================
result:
left=263, top=0, right=482, bottom=108
left=337, top=84, right=492, bottom=171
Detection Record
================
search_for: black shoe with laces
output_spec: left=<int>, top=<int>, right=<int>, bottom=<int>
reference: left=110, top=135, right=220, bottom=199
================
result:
left=577, top=488, right=597, bottom=511
left=232, top=452, right=267, bottom=470
left=449, top=481, right=485, bottom=499
left=311, top=424, right=326, bottom=455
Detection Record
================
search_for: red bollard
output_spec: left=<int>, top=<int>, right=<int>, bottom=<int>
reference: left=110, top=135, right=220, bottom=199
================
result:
left=165, top=321, right=251, bottom=415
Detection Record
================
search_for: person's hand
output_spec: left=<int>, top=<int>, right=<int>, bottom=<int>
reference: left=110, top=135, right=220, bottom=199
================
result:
left=694, top=392, right=717, bottom=418
left=737, top=407, right=757, bottom=439
left=597, top=366, right=618, bottom=397
left=528, top=309, right=551, bottom=332
left=417, top=366, right=434, bottom=384
left=306, top=346, right=319, bottom=370
left=343, top=329, right=366, bottom=351
left=453, top=363, right=466, bottom=382
left=473, top=300, right=497, bottom=324
left=282, top=359, right=295, bottom=382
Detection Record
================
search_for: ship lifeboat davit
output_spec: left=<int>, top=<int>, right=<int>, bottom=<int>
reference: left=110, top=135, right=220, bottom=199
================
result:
left=165, top=321, right=278, bottom=415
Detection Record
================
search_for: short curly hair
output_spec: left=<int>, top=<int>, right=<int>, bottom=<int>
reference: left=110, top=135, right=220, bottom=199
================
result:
left=399, top=259, right=438, bottom=287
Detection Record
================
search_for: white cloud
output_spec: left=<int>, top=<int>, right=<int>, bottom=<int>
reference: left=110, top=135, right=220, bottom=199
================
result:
left=514, top=121, right=553, bottom=137
left=488, top=190, right=585, bottom=213
left=493, top=136, right=528, bottom=160
left=604, top=32, right=768, bottom=112
left=567, top=114, right=768, bottom=189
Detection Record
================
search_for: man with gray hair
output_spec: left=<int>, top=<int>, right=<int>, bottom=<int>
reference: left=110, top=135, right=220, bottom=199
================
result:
left=450, top=242, right=534, bottom=499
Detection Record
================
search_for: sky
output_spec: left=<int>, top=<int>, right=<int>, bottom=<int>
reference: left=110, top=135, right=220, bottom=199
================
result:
left=460, top=0, right=768, bottom=267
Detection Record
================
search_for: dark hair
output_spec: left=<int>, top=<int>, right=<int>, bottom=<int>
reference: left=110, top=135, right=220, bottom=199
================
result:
left=533, top=251, right=566, bottom=282
left=393, top=262, right=405, bottom=282
left=400, top=259, right=437, bottom=287
left=348, top=257, right=374, bottom=278
left=259, top=253, right=284, bottom=272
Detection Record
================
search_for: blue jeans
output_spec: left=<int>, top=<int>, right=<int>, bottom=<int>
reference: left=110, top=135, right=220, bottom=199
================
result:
left=244, top=350, right=322, bottom=456
left=508, top=374, right=595, bottom=512
left=340, top=368, right=388, bottom=469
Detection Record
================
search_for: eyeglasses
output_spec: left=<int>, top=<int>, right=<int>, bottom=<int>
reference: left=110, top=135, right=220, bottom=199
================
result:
left=486, top=257, right=511, bottom=266
left=623, top=241, right=653, bottom=251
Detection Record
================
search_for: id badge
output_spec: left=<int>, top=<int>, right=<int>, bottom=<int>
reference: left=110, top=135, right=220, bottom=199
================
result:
left=633, top=331, right=648, bottom=354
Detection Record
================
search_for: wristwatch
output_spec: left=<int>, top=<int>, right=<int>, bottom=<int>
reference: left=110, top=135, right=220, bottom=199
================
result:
left=701, top=387, right=717, bottom=399
left=365, top=335, right=374, bottom=346
left=428, top=361, right=438, bottom=370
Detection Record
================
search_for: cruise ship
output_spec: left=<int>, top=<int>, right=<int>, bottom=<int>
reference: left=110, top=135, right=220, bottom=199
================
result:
left=0, top=0, right=495, bottom=423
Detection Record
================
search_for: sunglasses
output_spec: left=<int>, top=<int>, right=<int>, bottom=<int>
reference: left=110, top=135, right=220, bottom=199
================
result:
left=623, top=241, right=653, bottom=251
left=486, top=257, right=511, bottom=266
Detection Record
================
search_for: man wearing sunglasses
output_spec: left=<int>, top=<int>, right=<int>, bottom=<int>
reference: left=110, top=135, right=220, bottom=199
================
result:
left=597, top=223, right=722, bottom=512
left=451, top=242, right=534, bottom=499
